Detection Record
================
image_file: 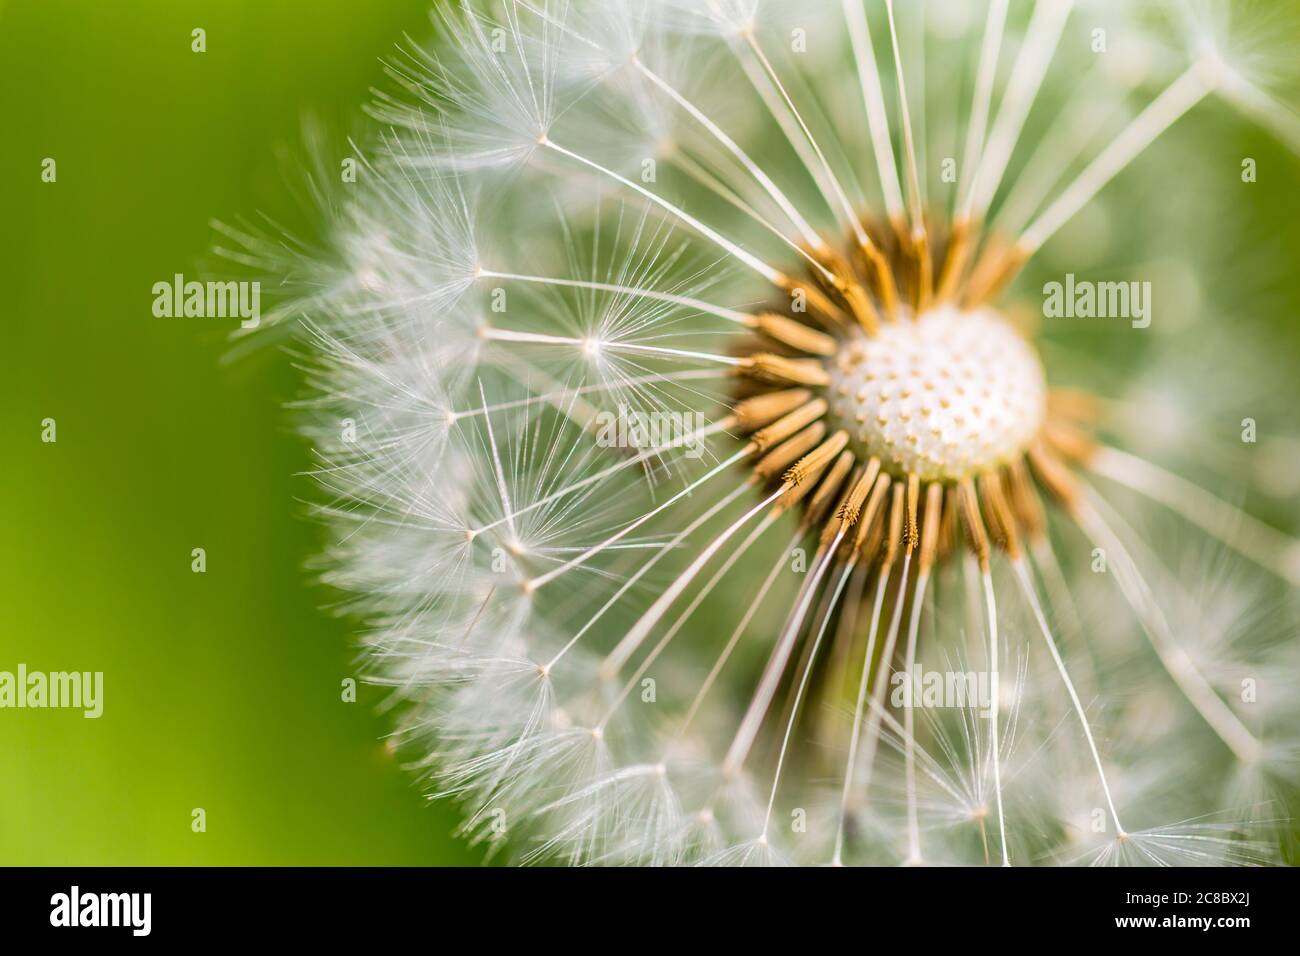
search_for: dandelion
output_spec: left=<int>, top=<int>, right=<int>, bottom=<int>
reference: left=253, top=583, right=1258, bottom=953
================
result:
left=227, top=0, right=1300, bottom=865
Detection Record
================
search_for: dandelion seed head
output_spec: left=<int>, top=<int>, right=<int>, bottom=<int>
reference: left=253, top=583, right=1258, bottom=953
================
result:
left=226, top=0, right=1300, bottom=866
left=827, top=306, right=1046, bottom=481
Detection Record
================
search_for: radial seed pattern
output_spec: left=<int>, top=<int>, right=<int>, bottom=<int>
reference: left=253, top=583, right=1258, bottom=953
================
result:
left=225, top=0, right=1300, bottom=867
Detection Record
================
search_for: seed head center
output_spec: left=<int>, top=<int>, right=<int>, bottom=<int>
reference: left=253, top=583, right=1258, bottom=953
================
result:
left=826, top=305, right=1046, bottom=481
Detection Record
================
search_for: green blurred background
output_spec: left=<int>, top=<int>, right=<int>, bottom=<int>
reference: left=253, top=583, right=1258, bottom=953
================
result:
left=1, top=0, right=1297, bottom=865
left=0, top=0, right=480, bottom=864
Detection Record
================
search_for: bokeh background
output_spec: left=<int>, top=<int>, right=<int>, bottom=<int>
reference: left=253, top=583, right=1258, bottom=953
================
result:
left=1, top=0, right=481, bottom=865
left=1, top=0, right=1297, bottom=865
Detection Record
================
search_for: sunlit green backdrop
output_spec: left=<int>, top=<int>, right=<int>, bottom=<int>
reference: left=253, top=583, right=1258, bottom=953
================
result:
left=1, top=0, right=480, bottom=865
left=3, top=1, right=1298, bottom=866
